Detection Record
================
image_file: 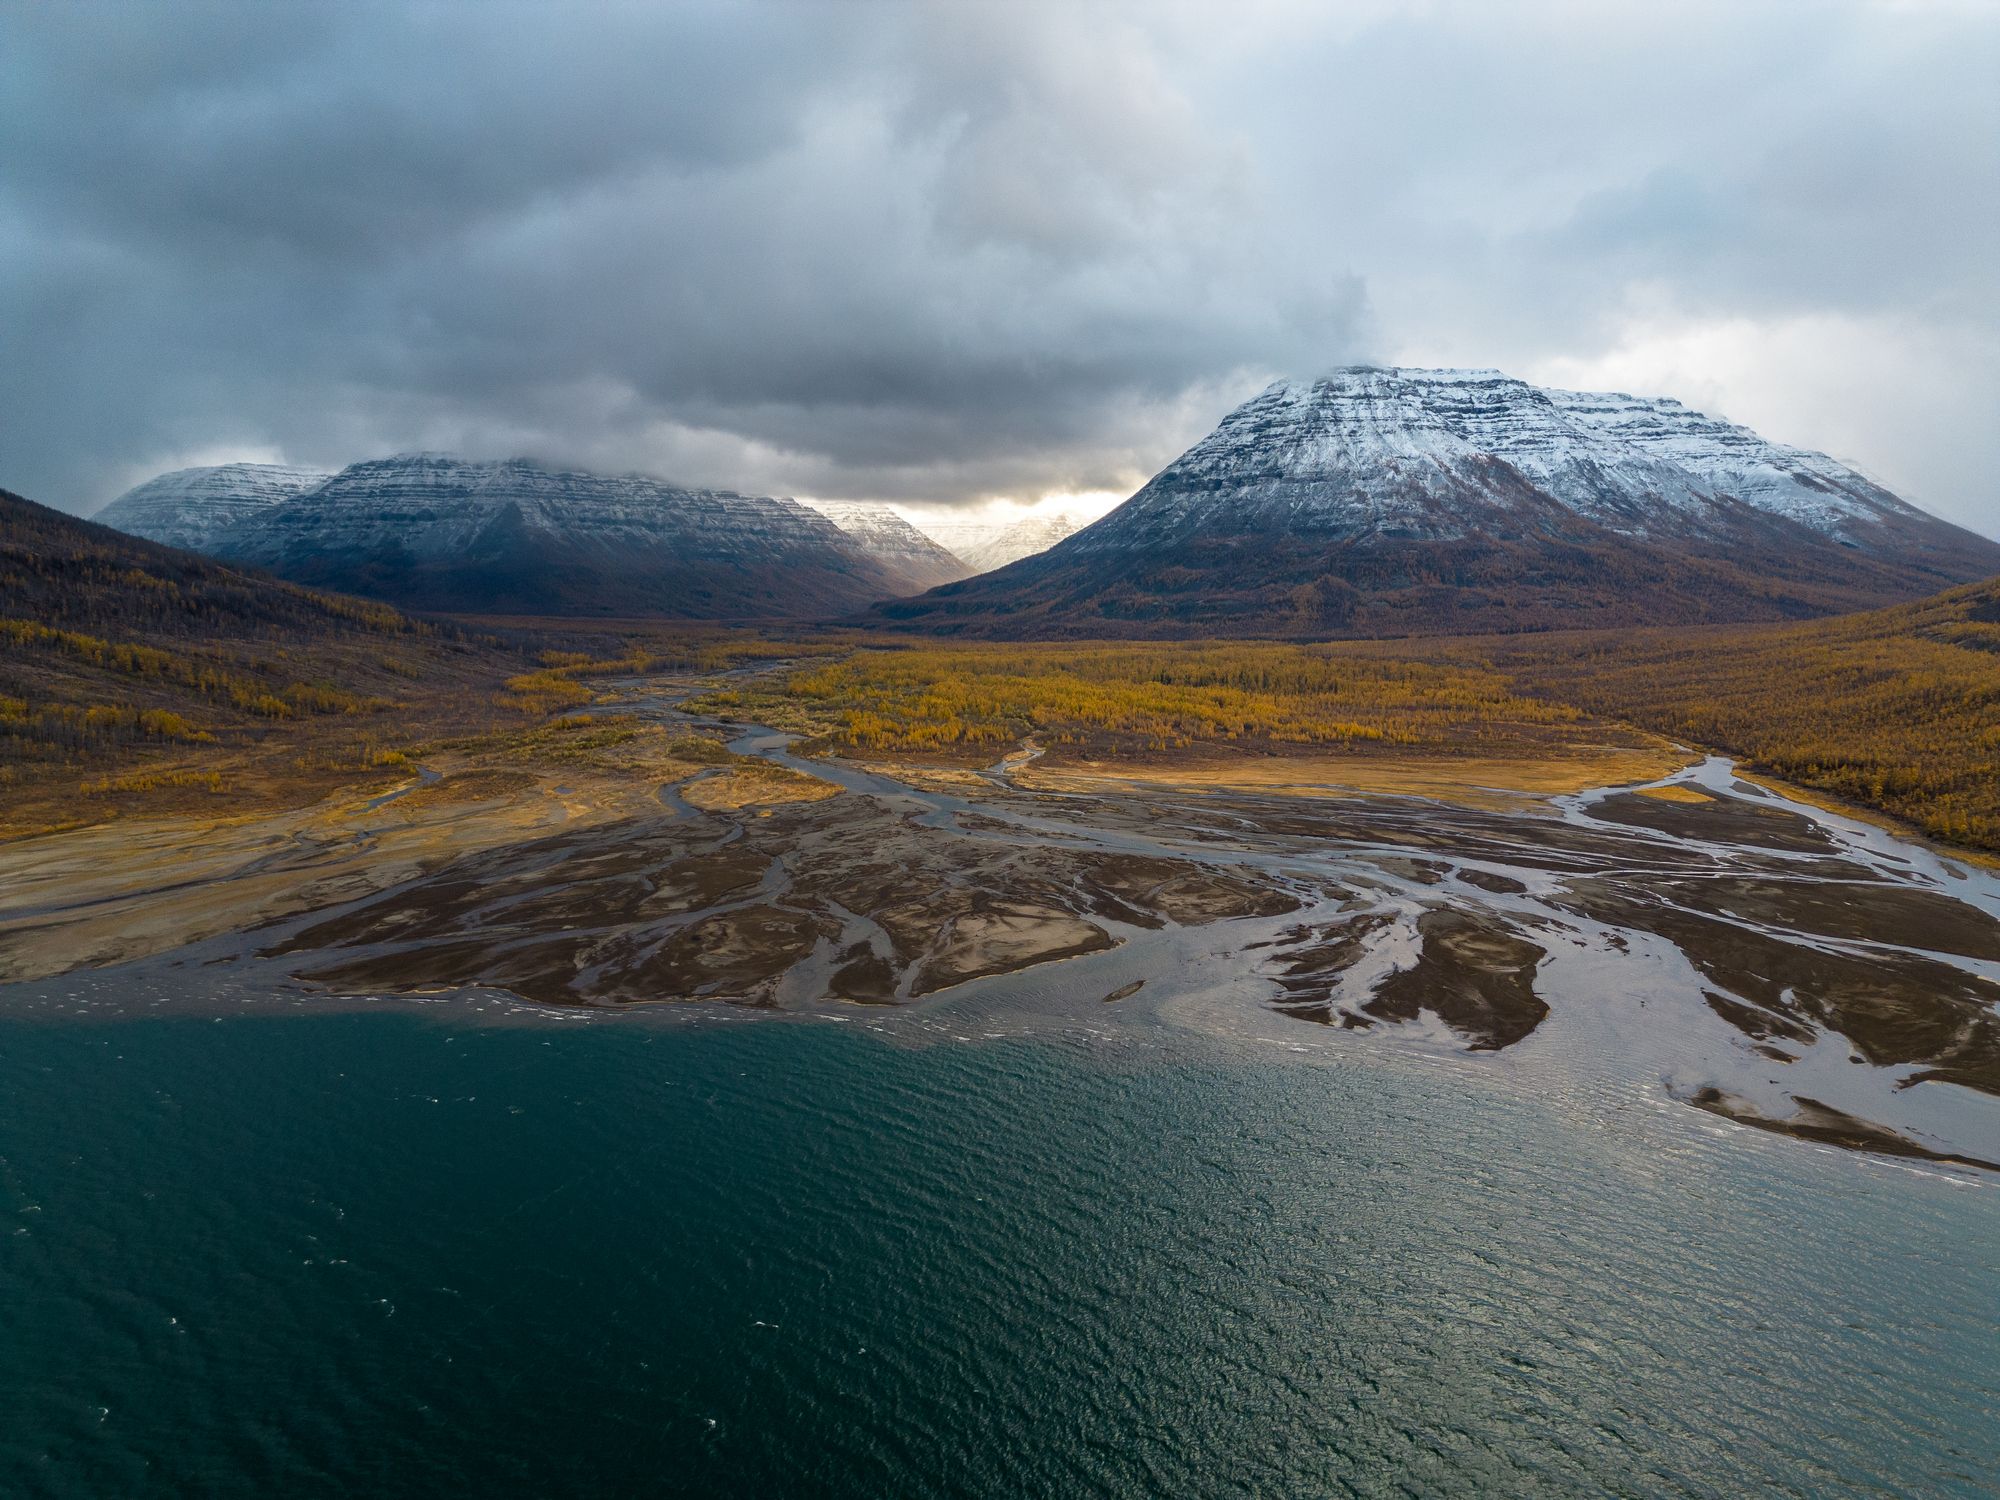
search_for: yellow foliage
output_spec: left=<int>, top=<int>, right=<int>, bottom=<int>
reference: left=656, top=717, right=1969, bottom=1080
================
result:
left=748, top=641, right=1590, bottom=756
left=500, top=670, right=596, bottom=715
left=0, top=617, right=387, bottom=724
left=1432, top=578, right=2000, bottom=850
left=79, top=768, right=226, bottom=796
left=0, top=698, right=214, bottom=751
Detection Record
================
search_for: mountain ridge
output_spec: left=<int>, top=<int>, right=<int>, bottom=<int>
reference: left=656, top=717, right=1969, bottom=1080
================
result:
left=152, top=453, right=938, bottom=618
left=875, top=367, right=2000, bottom=638
left=801, top=501, right=972, bottom=592
left=92, top=463, right=333, bottom=551
left=915, top=512, right=1082, bottom=572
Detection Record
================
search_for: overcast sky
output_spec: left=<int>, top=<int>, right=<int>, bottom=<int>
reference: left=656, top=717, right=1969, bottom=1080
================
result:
left=5, top=0, right=1996, bottom=536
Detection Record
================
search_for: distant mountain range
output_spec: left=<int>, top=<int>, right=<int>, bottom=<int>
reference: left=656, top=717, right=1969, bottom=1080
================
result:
left=874, top=367, right=2000, bottom=636
left=802, top=502, right=971, bottom=591
left=89, top=459, right=1085, bottom=615
left=91, top=463, right=332, bottom=551
left=82, top=372, right=1999, bottom=630
left=94, top=456, right=954, bottom=618
left=912, top=513, right=1082, bottom=573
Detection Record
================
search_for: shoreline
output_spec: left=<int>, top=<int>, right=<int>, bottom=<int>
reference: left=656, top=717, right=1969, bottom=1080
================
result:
left=3, top=683, right=1998, bottom=1174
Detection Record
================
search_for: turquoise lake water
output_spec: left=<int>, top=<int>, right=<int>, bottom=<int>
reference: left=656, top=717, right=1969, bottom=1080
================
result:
left=1, top=1011, right=1995, bottom=1497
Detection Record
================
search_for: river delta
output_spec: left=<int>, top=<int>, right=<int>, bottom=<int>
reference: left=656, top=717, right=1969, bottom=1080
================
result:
left=5, top=677, right=1997, bottom=1174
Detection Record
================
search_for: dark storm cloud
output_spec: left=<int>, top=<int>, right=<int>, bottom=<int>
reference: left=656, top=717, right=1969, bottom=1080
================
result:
left=3, top=1, right=1995, bottom=534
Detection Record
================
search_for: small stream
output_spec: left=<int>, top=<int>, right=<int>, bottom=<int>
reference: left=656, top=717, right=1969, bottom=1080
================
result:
left=659, top=691, right=2000, bottom=1168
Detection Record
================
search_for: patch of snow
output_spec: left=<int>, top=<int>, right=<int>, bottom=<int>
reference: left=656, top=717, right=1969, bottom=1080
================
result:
left=92, top=463, right=333, bottom=550
left=1074, top=366, right=1942, bottom=552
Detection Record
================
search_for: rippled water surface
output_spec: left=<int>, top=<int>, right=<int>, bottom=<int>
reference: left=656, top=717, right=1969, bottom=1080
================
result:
left=1, top=1013, right=1995, bottom=1497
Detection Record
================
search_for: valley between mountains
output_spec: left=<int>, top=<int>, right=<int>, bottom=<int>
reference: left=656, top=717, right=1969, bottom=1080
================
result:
left=7, top=366, right=2000, bottom=1175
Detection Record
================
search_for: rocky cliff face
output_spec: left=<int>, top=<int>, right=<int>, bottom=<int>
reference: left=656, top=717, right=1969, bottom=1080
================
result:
left=206, top=454, right=923, bottom=618
left=91, top=463, right=332, bottom=551
left=802, top=501, right=971, bottom=592
left=876, top=367, right=2000, bottom=637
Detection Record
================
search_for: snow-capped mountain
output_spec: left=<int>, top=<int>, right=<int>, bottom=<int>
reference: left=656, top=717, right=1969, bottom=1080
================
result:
left=802, top=501, right=971, bottom=592
left=1542, top=386, right=1920, bottom=540
left=918, top=513, right=1081, bottom=573
left=1059, top=369, right=1960, bottom=552
left=875, top=367, right=2000, bottom=637
left=205, top=454, right=934, bottom=617
left=92, top=463, right=332, bottom=551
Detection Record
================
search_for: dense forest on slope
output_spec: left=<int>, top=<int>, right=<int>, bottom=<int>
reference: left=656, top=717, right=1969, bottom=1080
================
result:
left=1408, top=576, right=2000, bottom=850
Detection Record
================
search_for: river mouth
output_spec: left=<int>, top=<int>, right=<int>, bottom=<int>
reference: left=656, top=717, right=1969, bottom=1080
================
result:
left=4, top=686, right=1999, bottom=1173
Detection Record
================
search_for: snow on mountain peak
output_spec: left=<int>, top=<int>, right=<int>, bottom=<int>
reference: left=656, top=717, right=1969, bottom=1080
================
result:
left=171, top=452, right=977, bottom=617
left=92, top=462, right=333, bottom=550
left=1541, top=387, right=1912, bottom=533
left=220, top=453, right=854, bottom=558
left=910, top=511, right=1083, bottom=572
left=1122, top=366, right=1924, bottom=547
left=803, top=501, right=971, bottom=590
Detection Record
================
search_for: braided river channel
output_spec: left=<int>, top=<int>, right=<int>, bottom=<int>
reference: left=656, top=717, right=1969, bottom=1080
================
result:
left=3, top=701, right=1997, bottom=1497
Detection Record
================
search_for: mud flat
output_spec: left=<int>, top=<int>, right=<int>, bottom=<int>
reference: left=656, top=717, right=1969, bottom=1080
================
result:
left=1688, top=1088, right=2000, bottom=1173
left=269, top=793, right=1295, bottom=1008
left=0, top=718, right=731, bottom=984
left=3, top=679, right=1999, bottom=1174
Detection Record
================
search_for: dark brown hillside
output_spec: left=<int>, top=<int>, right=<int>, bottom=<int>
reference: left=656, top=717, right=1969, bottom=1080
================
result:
left=0, top=486, right=519, bottom=828
left=874, top=514, right=1987, bottom=640
left=2, top=485, right=416, bottom=638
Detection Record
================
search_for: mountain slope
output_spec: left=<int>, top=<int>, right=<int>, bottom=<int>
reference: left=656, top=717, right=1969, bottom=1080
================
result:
left=876, top=368, right=2000, bottom=638
left=3, top=484, right=406, bottom=639
left=92, top=463, right=333, bottom=550
left=0, top=484, right=489, bottom=804
left=960, top=514, right=1081, bottom=573
left=206, top=454, right=925, bottom=617
left=1458, top=573, right=2000, bottom=850
left=802, top=501, right=971, bottom=592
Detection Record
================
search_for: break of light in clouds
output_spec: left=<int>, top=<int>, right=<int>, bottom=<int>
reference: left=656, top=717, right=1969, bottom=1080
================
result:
left=3, top=0, right=1995, bottom=536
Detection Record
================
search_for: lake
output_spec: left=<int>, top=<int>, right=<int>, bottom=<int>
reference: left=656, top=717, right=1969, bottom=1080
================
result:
left=2, top=1003, right=1993, bottom=1497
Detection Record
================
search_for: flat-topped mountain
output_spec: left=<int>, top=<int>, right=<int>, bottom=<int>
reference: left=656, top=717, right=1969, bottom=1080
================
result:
left=91, top=463, right=333, bottom=551
left=876, top=367, right=2000, bottom=637
left=195, top=454, right=936, bottom=617
left=802, top=501, right=971, bottom=592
